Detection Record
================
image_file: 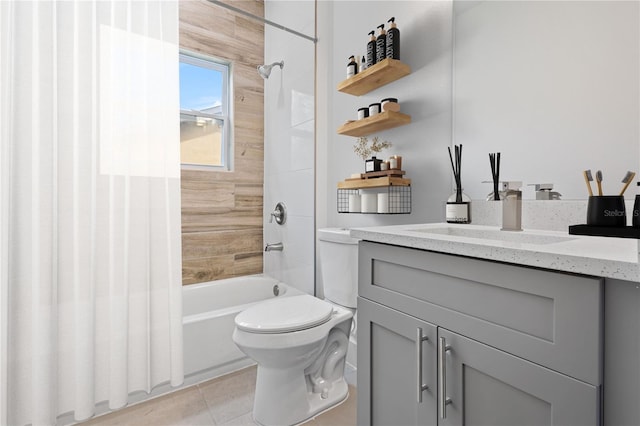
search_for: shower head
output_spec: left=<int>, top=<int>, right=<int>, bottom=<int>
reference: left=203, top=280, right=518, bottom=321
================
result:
left=257, top=60, right=284, bottom=79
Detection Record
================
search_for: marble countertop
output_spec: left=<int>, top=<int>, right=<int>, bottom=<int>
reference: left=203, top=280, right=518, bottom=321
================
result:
left=350, top=223, right=640, bottom=281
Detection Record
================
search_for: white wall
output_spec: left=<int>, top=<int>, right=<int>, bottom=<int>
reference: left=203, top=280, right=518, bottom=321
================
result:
left=453, top=1, right=640, bottom=201
left=317, top=1, right=455, bottom=232
left=263, top=0, right=316, bottom=295
left=313, top=0, right=638, bottom=293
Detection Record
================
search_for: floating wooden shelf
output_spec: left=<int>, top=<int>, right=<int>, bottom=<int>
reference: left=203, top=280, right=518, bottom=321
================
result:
left=337, top=176, right=411, bottom=190
left=337, top=59, right=411, bottom=96
left=337, top=110, right=411, bottom=137
left=346, top=170, right=406, bottom=180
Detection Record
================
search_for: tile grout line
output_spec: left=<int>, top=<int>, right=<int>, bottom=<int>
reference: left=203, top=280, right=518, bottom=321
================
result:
left=196, top=383, right=219, bottom=426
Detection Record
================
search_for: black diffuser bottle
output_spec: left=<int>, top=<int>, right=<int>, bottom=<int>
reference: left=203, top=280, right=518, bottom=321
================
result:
left=386, top=17, right=400, bottom=60
left=375, top=24, right=386, bottom=64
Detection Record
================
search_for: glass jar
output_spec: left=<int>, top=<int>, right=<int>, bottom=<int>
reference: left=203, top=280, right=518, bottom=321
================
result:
left=446, top=190, right=471, bottom=224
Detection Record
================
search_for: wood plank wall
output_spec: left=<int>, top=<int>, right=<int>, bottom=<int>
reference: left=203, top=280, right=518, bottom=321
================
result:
left=179, top=0, right=265, bottom=285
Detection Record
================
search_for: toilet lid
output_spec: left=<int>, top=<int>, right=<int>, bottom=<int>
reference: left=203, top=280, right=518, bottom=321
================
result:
left=235, top=295, right=333, bottom=334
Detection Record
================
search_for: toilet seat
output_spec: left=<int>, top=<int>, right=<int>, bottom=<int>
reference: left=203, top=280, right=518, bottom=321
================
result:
left=235, top=295, right=333, bottom=334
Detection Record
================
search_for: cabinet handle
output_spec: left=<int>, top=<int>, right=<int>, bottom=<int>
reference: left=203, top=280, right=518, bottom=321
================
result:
left=416, top=328, right=429, bottom=403
left=438, top=336, right=452, bottom=419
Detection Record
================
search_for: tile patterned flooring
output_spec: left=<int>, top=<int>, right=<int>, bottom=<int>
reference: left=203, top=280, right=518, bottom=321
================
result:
left=83, top=366, right=357, bottom=426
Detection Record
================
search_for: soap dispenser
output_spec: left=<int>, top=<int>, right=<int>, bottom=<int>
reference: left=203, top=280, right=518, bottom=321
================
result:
left=375, top=24, right=386, bottom=64
left=366, top=30, right=377, bottom=68
left=347, top=55, right=358, bottom=78
left=386, top=17, right=400, bottom=60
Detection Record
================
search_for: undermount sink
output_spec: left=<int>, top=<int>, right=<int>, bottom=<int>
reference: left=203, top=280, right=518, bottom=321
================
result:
left=410, top=226, right=577, bottom=245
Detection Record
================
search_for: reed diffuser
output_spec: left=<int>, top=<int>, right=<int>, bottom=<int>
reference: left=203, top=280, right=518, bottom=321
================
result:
left=446, top=144, right=471, bottom=223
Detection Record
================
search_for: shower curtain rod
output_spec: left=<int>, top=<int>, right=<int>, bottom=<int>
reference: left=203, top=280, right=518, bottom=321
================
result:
left=207, top=0, right=317, bottom=43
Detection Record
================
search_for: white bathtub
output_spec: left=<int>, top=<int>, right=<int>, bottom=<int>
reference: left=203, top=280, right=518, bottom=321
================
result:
left=182, top=275, right=303, bottom=380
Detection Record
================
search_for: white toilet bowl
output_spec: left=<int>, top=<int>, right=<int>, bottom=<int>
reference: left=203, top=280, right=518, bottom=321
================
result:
left=232, top=294, right=353, bottom=426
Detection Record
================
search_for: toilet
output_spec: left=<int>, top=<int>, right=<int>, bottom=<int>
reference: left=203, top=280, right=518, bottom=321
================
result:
left=232, top=228, right=359, bottom=426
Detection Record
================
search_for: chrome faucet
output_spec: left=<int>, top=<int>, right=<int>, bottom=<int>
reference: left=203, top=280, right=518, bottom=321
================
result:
left=265, top=242, right=284, bottom=252
left=501, top=181, right=522, bottom=232
left=529, top=183, right=561, bottom=200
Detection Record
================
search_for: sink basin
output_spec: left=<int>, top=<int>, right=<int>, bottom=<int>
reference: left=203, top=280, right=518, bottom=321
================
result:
left=410, top=226, right=577, bottom=245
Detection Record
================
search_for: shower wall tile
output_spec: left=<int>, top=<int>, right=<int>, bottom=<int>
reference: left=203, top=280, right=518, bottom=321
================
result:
left=265, top=0, right=315, bottom=40
left=291, top=89, right=314, bottom=127
left=181, top=227, right=263, bottom=285
left=182, top=229, right=263, bottom=259
left=263, top=2, right=315, bottom=295
left=266, top=170, right=314, bottom=218
left=290, top=129, right=314, bottom=172
left=180, top=0, right=265, bottom=285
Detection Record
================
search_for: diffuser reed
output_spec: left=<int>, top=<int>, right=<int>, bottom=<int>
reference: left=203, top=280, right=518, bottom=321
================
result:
left=448, top=144, right=463, bottom=202
left=489, top=152, right=501, bottom=201
left=446, top=144, right=470, bottom=223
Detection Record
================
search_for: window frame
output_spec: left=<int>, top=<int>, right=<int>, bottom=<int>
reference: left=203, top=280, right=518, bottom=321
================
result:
left=179, top=50, right=232, bottom=171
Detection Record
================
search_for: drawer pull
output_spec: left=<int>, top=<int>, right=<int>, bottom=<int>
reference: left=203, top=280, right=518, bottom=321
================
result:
left=439, top=336, right=452, bottom=418
left=416, top=328, right=429, bottom=403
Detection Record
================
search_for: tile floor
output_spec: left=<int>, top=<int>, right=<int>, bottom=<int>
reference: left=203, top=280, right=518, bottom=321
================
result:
left=83, top=366, right=357, bottom=426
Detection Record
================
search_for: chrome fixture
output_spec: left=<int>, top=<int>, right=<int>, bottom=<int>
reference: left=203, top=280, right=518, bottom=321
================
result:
left=438, top=336, right=452, bottom=419
left=269, top=202, right=287, bottom=225
left=265, top=242, right=284, bottom=252
left=529, top=183, right=562, bottom=200
left=257, top=61, right=284, bottom=79
left=501, top=181, right=523, bottom=231
left=416, top=328, right=429, bottom=403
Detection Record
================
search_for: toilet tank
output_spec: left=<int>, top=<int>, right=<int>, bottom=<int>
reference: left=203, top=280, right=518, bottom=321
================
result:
left=318, top=228, right=359, bottom=308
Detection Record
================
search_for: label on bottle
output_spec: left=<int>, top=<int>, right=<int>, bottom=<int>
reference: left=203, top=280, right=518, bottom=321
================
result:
left=365, top=159, right=375, bottom=172
left=366, top=42, right=376, bottom=67
left=446, top=202, right=470, bottom=223
left=376, top=38, right=386, bottom=63
left=386, top=31, right=396, bottom=59
left=347, top=63, right=356, bottom=78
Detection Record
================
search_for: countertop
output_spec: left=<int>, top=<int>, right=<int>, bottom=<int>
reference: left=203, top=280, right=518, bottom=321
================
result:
left=350, top=223, right=640, bottom=281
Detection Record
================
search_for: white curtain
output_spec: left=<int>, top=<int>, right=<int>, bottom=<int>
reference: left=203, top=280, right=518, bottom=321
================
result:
left=0, top=1, right=184, bottom=424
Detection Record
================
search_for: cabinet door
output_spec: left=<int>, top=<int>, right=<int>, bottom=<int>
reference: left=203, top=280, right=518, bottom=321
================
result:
left=357, top=297, right=437, bottom=426
left=438, top=328, right=600, bottom=426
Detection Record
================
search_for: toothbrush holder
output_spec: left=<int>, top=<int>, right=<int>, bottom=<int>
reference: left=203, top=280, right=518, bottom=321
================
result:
left=586, top=195, right=626, bottom=227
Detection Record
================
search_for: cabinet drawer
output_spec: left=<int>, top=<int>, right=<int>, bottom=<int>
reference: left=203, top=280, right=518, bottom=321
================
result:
left=358, top=241, right=603, bottom=385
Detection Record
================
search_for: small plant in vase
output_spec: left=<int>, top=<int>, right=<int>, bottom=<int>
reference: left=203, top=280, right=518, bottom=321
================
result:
left=353, top=136, right=392, bottom=173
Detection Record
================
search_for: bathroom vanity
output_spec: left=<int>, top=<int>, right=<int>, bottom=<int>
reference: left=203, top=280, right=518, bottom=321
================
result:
left=352, top=224, right=640, bottom=426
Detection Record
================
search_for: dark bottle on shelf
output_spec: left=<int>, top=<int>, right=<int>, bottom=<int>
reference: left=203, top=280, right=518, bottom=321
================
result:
left=386, top=17, right=400, bottom=60
left=366, top=30, right=377, bottom=68
left=375, top=24, right=386, bottom=64
left=347, top=55, right=358, bottom=78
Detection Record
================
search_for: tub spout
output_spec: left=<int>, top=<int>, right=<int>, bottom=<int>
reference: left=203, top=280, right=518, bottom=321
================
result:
left=265, top=242, right=284, bottom=252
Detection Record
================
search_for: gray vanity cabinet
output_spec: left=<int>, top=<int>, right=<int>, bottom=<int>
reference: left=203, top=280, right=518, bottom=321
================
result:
left=438, top=328, right=599, bottom=426
left=357, top=240, right=603, bottom=426
left=357, top=297, right=438, bottom=426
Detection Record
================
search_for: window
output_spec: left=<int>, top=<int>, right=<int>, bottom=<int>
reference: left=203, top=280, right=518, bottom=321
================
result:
left=179, top=51, right=231, bottom=170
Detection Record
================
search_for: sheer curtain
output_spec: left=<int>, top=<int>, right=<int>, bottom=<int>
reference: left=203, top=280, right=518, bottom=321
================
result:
left=0, top=1, right=183, bottom=424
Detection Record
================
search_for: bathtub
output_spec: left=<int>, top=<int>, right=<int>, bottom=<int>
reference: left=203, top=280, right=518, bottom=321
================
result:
left=182, top=275, right=303, bottom=380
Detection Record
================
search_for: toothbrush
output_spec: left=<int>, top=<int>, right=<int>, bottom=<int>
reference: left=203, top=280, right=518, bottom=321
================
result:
left=619, top=171, right=636, bottom=196
left=583, top=170, right=594, bottom=197
left=596, top=170, right=603, bottom=196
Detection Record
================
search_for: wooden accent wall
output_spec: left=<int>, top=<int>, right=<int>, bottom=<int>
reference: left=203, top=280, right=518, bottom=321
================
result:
left=179, top=0, right=265, bottom=285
